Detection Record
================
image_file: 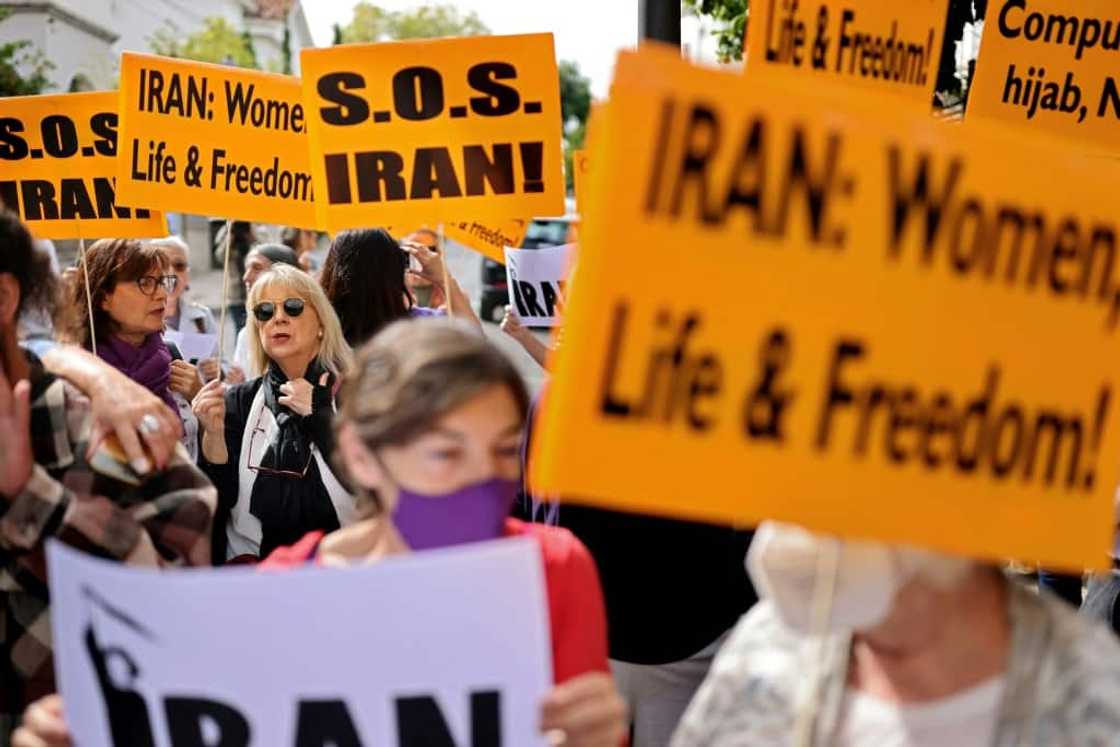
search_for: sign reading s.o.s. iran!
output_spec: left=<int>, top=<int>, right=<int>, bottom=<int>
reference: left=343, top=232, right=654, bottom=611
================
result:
left=47, top=539, right=551, bottom=746
left=300, top=34, right=564, bottom=233
left=970, top=1, right=1120, bottom=152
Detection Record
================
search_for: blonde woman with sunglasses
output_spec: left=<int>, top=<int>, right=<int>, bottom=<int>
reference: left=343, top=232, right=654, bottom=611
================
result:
left=192, top=264, right=356, bottom=564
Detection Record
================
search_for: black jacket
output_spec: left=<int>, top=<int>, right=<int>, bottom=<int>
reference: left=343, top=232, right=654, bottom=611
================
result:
left=200, top=370, right=342, bottom=564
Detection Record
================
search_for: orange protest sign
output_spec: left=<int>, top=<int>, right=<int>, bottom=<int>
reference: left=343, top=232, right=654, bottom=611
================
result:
left=115, top=52, right=317, bottom=226
left=300, top=34, right=565, bottom=234
left=969, top=1, right=1120, bottom=152
left=0, top=91, right=166, bottom=239
left=571, top=150, right=590, bottom=217
left=530, top=49, right=1120, bottom=571
left=745, top=0, right=948, bottom=103
left=444, top=218, right=528, bottom=264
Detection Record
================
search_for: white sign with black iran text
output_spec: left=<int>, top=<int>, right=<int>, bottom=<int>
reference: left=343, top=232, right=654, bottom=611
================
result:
left=504, top=243, right=573, bottom=327
left=46, top=537, right=552, bottom=747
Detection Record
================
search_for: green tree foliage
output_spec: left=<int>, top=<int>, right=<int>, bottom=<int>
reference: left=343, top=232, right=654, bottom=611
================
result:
left=559, top=61, right=592, bottom=192
left=0, top=9, right=53, bottom=95
left=390, top=4, right=489, bottom=39
left=684, top=0, right=749, bottom=63
left=559, top=60, right=591, bottom=131
left=338, top=2, right=390, bottom=42
left=338, top=2, right=489, bottom=43
left=150, top=17, right=259, bottom=68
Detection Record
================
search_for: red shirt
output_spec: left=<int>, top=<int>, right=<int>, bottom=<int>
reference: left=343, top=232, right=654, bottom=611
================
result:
left=261, top=518, right=610, bottom=684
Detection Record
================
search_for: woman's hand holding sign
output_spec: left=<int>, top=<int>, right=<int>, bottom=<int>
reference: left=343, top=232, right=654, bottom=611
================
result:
left=192, top=379, right=228, bottom=464
left=169, top=359, right=203, bottom=400
left=12, top=694, right=71, bottom=747
left=541, top=672, right=628, bottom=747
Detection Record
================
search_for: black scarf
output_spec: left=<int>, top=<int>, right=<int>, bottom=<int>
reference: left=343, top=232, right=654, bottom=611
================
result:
left=249, top=358, right=341, bottom=557
left=257, top=359, right=334, bottom=472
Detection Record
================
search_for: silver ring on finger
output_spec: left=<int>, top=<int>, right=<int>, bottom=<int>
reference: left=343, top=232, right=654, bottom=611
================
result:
left=138, top=413, right=162, bottom=436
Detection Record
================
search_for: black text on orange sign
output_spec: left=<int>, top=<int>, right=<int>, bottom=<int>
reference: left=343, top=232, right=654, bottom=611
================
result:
left=0, top=112, right=153, bottom=221
left=314, top=64, right=548, bottom=206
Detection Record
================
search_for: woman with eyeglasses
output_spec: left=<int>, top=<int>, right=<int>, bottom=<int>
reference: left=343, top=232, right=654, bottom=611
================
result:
left=144, top=236, right=218, bottom=463
left=153, top=236, right=220, bottom=372
left=68, top=239, right=186, bottom=437
left=192, top=264, right=356, bottom=565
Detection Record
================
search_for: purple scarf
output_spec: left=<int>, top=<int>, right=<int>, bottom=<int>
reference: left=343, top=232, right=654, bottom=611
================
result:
left=97, top=333, right=180, bottom=421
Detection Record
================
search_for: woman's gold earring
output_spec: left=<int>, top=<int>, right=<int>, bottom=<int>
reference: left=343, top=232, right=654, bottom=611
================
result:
left=318, top=329, right=323, bottom=339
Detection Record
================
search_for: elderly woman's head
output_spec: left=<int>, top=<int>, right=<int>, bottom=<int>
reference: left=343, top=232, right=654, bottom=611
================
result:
left=747, top=522, right=978, bottom=637
left=246, top=263, right=351, bottom=379
left=71, top=238, right=175, bottom=348
left=149, top=236, right=191, bottom=309
left=242, top=243, right=298, bottom=295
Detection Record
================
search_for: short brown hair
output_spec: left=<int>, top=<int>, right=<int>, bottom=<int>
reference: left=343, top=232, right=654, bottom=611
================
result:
left=341, top=318, right=529, bottom=445
left=68, top=238, right=169, bottom=349
left=337, top=319, right=529, bottom=506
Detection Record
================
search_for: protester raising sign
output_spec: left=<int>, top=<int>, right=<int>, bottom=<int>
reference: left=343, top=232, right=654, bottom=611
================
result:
left=969, top=0, right=1120, bottom=152
left=505, top=243, right=572, bottom=326
left=0, top=91, right=166, bottom=239
left=47, top=538, right=552, bottom=746
left=530, top=48, right=1120, bottom=571
left=300, top=34, right=565, bottom=233
left=745, top=0, right=948, bottom=104
left=115, top=52, right=317, bottom=227
left=445, top=217, right=529, bottom=263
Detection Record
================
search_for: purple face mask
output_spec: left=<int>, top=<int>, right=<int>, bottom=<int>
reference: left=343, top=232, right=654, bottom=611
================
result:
left=391, top=478, right=519, bottom=551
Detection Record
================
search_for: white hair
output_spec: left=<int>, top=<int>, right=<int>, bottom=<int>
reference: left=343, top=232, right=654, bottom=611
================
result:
left=149, top=235, right=190, bottom=256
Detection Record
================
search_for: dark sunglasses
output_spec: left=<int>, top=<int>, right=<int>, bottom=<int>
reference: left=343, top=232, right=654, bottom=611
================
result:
left=253, top=298, right=305, bottom=322
left=136, top=275, right=177, bottom=296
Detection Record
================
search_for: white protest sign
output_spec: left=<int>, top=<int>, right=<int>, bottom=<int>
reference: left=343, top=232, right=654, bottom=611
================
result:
left=162, top=330, right=218, bottom=363
left=504, top=243, right=573, bottom=327
left=47, top=537, right=552, bottom=747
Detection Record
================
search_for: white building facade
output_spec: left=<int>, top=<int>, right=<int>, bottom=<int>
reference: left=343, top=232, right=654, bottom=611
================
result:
left=0, top=0, right=314, bottom=92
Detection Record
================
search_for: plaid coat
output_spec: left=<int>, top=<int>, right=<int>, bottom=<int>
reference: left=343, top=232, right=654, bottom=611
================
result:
left=0, top=351, right=215, bottom=740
